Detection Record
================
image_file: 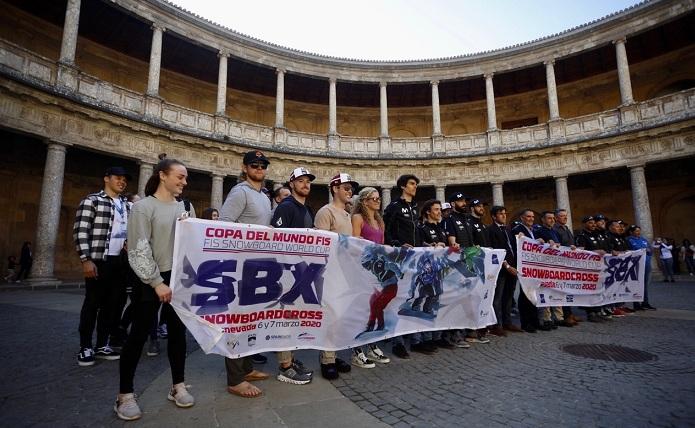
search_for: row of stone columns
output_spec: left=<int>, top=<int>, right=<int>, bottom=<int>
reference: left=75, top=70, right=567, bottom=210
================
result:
left=27, top=140, right=656, bottom=283
left=55, top=0, right=637, bottom=138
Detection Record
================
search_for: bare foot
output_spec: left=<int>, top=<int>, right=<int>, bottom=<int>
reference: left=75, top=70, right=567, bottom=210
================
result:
left=227, top=381, right=262, bottom=398
left=244, top=370, right=270, bottom=381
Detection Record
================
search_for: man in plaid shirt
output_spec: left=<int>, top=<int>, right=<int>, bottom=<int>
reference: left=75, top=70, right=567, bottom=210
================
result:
left=73, top=166, right=132, bottom=366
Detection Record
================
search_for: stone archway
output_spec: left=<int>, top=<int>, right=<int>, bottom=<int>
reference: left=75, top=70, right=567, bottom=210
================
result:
left=656, top=192, right=695, bottom=241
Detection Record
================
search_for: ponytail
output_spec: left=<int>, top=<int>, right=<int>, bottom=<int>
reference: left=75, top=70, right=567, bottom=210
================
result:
left=144, top=156, right=185, bottom=197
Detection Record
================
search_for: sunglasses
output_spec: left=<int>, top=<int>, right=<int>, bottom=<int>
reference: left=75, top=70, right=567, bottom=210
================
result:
left=368, top=197, right=381, bottom=202
left=248, top=163, right=268, bottom=170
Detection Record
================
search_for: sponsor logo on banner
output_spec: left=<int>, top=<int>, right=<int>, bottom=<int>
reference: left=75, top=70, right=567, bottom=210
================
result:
left=491, top=254, right=499, bottom=264
left=566, top=295, right=574, bottom=303
left=227, top=339, right=239, bottom=349
left=266, top=334, right=292, bottom=341
left=247, top=334, right=256, bottom=346
left=539, top=294, right=546, bottom=304
left=297, top=332, right=316, bottom=340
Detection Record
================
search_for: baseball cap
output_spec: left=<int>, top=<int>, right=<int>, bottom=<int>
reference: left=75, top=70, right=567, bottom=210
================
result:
left=289, top=167, right=316, bottom=182
left=441, top=202, right=452, bottom=210
left=104, top=166, right=132, bottom=180
left=330, top=173, right=359, bottom=188
left=469, top=198, right=487, bottom=206
left=582, top=215, right=595, bottom=223
left=594, top=214, right=606, bottom=221
left=448, top=192, right=466, bottom=203
left=243, top=150, right=270, bottom=165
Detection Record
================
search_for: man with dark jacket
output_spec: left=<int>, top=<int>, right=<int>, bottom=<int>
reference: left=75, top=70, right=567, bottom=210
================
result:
left=445, top=192, right=473, bottom=248
left=487, top=206, right=523, bottom=335
left=512, top=209, right=541, bottom=332
left=383, top=174, right=421, bottom=359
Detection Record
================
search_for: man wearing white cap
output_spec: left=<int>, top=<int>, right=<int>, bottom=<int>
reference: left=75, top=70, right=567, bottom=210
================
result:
left=314, top=173, right=359, bottom=379
left=269, top=167, right=317, bottom=385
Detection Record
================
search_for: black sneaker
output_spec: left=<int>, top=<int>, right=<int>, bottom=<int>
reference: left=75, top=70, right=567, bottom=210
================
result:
left=320, top=363, right=339, bottom=380
left=77, top=347, right=95, bottom=366
left=411, top=343, right=435, bottom=355
left=252, top=354, right=268, bottom=364
left=292, top=359, right=313, bottom=376
left=335, top=358, right=351, bottom=373
left=95, top=345, right=120, bottom=360
left=278, top=364, right=312, bottom=385
left=392, top=343, right=410, bottom=359
left=434, top=339, right=455, bottom=350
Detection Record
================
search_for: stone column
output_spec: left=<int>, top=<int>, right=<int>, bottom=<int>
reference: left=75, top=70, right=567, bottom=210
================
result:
left=211, top=174, right=224, bottom=210
left=58, top=0, right=81, bottom=66
left=216, top=50, right=229, bottom=115
left=328, top=187, right=333, bottom=204
left=29, top=142, right=68, bottom=284
left=492, top=182, right=504, bottom=207
left=629, top=165, right=654, bottom=242
left=379, top=81, right=389, bottom=137
left=431, top=80, right=442, bottom=136
left=328, top=78, right=337, bottom=135
left=484, top=73, right=497, bottom=131
left=554, top=176, right=573, bottom=230
left=137, top=161, right=154, bottom=198
left=435, top=185, right=445, bottom=203
left=381, top=187, right=391, bottom=209
left=614, top=38, right=634, bottom=105
left=146, top=24, right=165, bottom=97
left=544, top=60, right=560, bottom=120
left=275, top=68, right=285, bottom=128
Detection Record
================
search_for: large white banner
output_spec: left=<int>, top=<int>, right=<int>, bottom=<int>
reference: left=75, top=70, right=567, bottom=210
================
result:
left=516, top=236, right=646, bottom=307
left=170, top=219, right=504, bottom=358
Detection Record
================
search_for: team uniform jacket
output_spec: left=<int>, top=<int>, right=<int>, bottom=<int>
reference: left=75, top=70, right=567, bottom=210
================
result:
left=575, top=229, right=600, bottom=251
left=606, top=232, right=630, bottom=252
left=384, top=198, right=421, bottom=247
left=466, top=214, right=490, bottom=247
left=270, top=195, right=314, bottom=229
left=443, top=211, right=473, bottom=247
left=418, top=221, right=448, bottom=247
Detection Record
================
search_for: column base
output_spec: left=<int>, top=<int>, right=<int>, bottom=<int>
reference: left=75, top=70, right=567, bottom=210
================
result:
left=214, top=114, right=228, bottom=135
left=273, top=127, right=287, bottom=146
left=548, top=118, right=565, bottom=141
left=144, top=95, right=163, bottom=119
left=486, top=129, right=501, bottom=151
left=327, top=134, right=340, bottom=153
left=619, top=103, right=640, bottom=126
left=432, top=134, right=445, bottom=155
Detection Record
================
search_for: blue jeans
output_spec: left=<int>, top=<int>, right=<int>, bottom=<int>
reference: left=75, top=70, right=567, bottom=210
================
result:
left=661, top=257, right=674, bottom=280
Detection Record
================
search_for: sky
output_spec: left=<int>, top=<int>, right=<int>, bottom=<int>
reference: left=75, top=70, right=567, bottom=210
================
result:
left=170, top=0, right=640, bottom=61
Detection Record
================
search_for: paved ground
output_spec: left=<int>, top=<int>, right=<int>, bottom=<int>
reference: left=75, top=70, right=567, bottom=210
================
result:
left=1, top=278, right=694, bottom=427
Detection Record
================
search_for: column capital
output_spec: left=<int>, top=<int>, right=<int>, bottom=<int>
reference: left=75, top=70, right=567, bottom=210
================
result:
left=627, top=163, right=646, bottom=170
left=151, top=23, right=166, bottom=33
left=218, top=49, right=231, bottom=58
left=543, top=58, right=555, bottom=66
left=379, top=81, right=388, bottom=88
left=137, top=159, right=156, bottom=166
left=430, top=80, right=439, bottom=86
left=491, top=181, right=504, bottom=186
left=484, top=72, right=494, bottom=80
left=553, top=175, right=568, bottom=180
left=276, top=68, right=286, bottom=75
left=44, top=139, right=71, bottom=149
left=210, top=172, right=226, bottom=179
left=328, top=77, right=337, bottom=84
left=612, top=37, right=627, bottom=45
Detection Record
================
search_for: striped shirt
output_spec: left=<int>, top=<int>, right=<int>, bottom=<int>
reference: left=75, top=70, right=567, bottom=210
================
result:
left=73, top=190, right=130, bottom=261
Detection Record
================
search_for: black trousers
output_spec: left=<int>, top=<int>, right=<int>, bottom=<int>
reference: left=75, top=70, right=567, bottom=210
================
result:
left=493, top=270, right=517, bottom=326
left=225, top=356, right=254, bottom=387
left=518, top=283, right=539, bottom=329
left=78, top=257, right=126, bottom=348
left=119, top=271, right=187, bottom=393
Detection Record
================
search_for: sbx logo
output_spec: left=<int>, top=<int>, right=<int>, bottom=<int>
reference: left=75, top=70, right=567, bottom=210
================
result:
left=603, top=255, right=641, bottom=288
left=180, top=256, right=325, bottom=315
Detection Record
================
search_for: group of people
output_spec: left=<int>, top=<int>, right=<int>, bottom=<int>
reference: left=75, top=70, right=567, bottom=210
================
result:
left=71, top=150, right=664, bottom=422
left=3, top=241, right=32, bottom=282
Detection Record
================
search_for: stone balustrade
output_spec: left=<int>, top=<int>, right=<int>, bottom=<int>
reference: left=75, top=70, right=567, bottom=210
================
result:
left=1, top=38, right=693, bottom=161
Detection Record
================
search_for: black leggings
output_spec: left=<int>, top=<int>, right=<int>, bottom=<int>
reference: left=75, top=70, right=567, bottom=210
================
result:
left=119, top=272, right=187, bottom=393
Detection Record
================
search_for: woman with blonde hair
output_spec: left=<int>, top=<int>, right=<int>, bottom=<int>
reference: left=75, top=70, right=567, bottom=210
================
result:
left=350, top=187, right=390, bottom=367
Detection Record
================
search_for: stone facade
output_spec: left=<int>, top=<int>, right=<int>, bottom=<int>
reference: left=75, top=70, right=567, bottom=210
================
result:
left=0, top=0, right=693, bottom=280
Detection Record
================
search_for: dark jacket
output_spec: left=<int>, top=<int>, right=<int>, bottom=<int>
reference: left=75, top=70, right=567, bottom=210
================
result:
left=270, top=196, right=314, bottom=229
left=418, top=221, right=448, bottom=247
left=575, top=229, right=600, bottom=251
left=384, top=198, right=420, bottom=247
left=594, top=229, right=609, bottom=251
left=606, top=232, right=629, bottom=252
left=443, top=211, right=473, bottom=247
left=466, top=214, right=490, bottom=247
left=536, top=225, right=561, bottom=244
left=512, top=223, right=535, bottom=239
left=488, top=223, right=516, bottom=265
left=553, top=224, right=574, bottom=246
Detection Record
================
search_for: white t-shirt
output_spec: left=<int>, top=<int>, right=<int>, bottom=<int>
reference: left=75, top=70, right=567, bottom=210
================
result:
left=108, top=197, right=128, bottom=256
left=654, top=242, right=673, bottom=259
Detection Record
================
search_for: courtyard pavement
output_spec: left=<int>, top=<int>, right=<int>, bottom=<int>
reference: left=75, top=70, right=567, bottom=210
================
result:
left=1, top=278, right=694, bottom=427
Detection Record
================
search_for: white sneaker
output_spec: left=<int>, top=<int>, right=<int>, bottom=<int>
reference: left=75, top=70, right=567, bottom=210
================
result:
left=167, top=383, right=195, bottom=408
left=366, top=345, right=390, bottom=364
left=351, top=350, right=376, bottom=369
left=114, top=393, right=142, bottom=421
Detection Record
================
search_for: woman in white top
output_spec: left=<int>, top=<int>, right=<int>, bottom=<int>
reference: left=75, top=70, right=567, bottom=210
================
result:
left=654, top=238, right=675, bottom=282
